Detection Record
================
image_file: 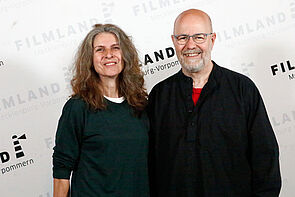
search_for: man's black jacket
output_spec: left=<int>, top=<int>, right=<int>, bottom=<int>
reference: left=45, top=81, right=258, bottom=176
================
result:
left=148, top=62, right=281, bottom=197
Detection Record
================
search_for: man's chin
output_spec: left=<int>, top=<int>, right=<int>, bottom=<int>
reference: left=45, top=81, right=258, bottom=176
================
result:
left=182, top=65, right=202, bottom=73
left=183, top=62, right=204, bottom=72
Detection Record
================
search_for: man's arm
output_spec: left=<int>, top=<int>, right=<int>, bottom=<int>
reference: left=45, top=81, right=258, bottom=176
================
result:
left=53, top=178, right=70, bottom=197
left=246, top=85, right=281, bottom=197
left=147, top=87, right=157, bottom=197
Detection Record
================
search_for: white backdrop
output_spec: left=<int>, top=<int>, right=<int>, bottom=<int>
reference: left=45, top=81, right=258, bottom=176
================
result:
left=1, top=0, right=295, bottom=196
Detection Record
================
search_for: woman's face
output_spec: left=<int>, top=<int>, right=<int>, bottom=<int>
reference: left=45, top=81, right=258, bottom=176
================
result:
left=92, top=32, right=124, bottom=79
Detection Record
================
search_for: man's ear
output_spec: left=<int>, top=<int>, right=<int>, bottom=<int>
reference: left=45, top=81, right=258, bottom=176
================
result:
left=210, top=33, right=217, bottom=48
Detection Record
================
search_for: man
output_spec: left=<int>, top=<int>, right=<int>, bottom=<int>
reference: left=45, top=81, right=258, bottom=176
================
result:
left=148, top=9, right=281, bottom=197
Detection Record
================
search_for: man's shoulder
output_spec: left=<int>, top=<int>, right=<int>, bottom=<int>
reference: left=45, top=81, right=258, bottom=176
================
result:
left=215, top=64, right=255, bottom=87
left=150, top=71, right=181, bottom=92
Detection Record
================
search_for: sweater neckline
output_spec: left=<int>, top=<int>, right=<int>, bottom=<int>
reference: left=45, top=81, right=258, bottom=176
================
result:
left=104, top=96, right=125, bottom=103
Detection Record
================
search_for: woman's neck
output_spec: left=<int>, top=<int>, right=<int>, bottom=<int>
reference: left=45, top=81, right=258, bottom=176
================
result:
left=100, top=76, right=120, bottom=98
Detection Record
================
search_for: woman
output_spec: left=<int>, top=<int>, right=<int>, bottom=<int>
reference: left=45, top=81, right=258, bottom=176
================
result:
left=53, top=24, right=149, bottom=197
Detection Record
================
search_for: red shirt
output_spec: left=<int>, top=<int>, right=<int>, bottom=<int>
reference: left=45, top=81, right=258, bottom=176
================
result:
left=192, top=88, right=202, bottom=105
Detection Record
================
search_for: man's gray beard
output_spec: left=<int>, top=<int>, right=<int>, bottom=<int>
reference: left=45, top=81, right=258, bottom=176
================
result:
left=180, top=58, right=205, bottom=73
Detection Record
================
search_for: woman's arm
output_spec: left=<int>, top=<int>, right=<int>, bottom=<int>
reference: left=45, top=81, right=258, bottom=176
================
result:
left=53, top=178, right=70, bottom=197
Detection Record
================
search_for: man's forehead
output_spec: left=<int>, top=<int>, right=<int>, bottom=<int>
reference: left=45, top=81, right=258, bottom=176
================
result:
left=175, top=20, right=210, bottom=33
left=174, top=14, right=212, bottom=34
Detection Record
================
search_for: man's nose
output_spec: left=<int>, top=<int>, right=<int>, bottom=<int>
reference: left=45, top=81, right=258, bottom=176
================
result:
left=185, top=36, right=196, bottom=49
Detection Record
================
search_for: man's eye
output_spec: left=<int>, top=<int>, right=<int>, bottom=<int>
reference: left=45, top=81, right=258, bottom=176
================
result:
left=178, top=36, right=187, bottom=40
left=194, top=35, right=205, bottom=40
left=96, top=48, right=103, bottom=52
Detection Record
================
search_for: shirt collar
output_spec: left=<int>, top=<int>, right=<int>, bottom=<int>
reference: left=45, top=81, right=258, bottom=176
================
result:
left=176, top=60, right=221, bottom=85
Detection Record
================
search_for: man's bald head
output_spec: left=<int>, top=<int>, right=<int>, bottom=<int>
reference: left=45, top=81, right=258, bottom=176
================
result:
left=171, top=9, right=216, bottom=75
left=173, top=9, right=213, bottom=34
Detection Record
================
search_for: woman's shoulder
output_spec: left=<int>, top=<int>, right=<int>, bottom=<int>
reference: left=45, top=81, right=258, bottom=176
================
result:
left=62, top=96, right=88, bottom=113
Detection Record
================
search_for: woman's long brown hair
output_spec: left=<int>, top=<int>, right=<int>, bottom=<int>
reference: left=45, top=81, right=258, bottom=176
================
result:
left=71, top=24, right=147, bottom=114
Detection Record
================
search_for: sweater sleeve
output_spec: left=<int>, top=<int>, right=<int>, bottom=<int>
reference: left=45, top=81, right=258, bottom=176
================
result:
left=245, top=82, right=281, bottom=197
left=52, top=98, right=85, bottom=179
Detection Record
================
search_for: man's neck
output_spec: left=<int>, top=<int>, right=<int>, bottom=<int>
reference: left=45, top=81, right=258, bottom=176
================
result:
left=182, top=61, right=214, bottom=88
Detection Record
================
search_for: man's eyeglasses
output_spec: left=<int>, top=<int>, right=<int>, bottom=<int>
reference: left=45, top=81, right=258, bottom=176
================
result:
left=173, top=33, right=213, bottom=45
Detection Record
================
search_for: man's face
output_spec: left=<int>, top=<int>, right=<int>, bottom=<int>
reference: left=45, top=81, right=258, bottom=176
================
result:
left=172, top=14, right=216, bottom=73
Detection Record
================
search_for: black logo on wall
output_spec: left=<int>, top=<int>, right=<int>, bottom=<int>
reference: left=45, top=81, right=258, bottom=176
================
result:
left=143, top=47, right=175, bottom=66
left=0, top=134, right=26, bottom=163
left=12, top=134, right=26, bottom=158
left=0, top=134, right=27, bottom=163
left=0, top=134, right=34, bottom=175
left=141, top=47, right=179, bottom=76
left=270, top=60, right=295, bottom=80
left=0, top=60, right=4, bottom=67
